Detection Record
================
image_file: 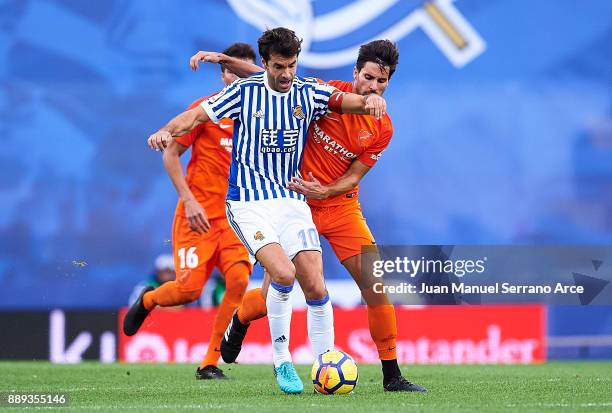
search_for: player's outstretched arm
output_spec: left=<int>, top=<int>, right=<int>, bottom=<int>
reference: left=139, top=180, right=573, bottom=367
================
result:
left=147, top=106, right=210, bottom=151
left=330, top=92, right=387, bottom=119
left=288, top=160, right=371, bottom=200
left=190, top=51, right=263, bottom=77
left=162, top=140, right=210, bottom=234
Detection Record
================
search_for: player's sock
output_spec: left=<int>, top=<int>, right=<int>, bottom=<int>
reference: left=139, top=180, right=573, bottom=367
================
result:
left=142, top=281, right=200, bottom=310
left=306, top=294, right=334, bottom=356
left=367, top=304, right=399, bottom=362
left=201, top=263, right=249, bottom=368
left=381, top=359, right=402, bottom=381
left=267, top=281, right=293, bottom=367
left=237, top=288, right=268, bottom=324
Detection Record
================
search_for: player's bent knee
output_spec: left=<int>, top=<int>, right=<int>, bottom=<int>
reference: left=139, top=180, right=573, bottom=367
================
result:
left=268, top=262, right=296, bottom=286
left=230, top=276, right=249, bottom=294
left=226, top=262, right=251, bottom=291
left=300, top=277, right=328, bottom=301
left=362, top=287, right=391, bottom=305
left=296, top=269, right=326, bottom=300
left=272, top=272, right=295, bottom=286
left=304, top=287, right=328, bottom=301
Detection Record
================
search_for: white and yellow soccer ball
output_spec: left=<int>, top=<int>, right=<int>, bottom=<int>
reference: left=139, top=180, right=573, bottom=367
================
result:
left=311, top=350, right=358, bottom=395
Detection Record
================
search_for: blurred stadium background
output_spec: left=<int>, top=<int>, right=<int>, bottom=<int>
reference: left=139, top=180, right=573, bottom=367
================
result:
left=1, top=0, right=612, bottom=365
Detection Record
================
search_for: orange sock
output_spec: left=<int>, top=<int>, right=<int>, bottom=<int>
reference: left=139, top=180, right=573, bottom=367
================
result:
left=201, top=263, right=250, bottom=368
left=367, top=304, right=398, bottom=360
left=236, top=288, right=267, bottom=324
left=142, top=281, right=201, bottom=311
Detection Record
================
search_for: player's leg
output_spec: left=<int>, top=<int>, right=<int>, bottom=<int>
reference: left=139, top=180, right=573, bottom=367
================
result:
left=123, top=211, right=215, bottom=336
left=222, top=255, right=336, bottom=362
left=226, top=199, right=302, bottom=394
left=224, top=204, right=335, bottom=359
left=281, top=198, right=334, bottom=358
left=143, top=215, right=214, bottom=308
left=342, top=254, right=422, bottom=392
left=196, top=262, right=250, bottom=379
left=198, top=223, right=251, bottom=377
left=254, top=244, right=296, bottom=364
left=237, top=286, right=268, bottom=323
left=220, top=273, right=268, bottom=364
left=254, top=243, right=304, bottom=393
left=323, top=203, right=426, bottom=392
left=293, top=251, right=334, bottom=357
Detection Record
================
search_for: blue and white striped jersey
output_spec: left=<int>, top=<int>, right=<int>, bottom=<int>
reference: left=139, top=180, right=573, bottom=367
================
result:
left=200, top=72, right=337, bottom=202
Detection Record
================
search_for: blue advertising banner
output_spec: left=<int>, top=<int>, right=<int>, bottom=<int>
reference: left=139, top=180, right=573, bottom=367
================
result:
left=1, top=0, right=612, bottom=307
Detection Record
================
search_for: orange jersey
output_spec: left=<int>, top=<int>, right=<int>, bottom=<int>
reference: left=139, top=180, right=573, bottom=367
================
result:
left=175, top=95, right=233, bottom=220
left=300, top=80, right=393, bottom=207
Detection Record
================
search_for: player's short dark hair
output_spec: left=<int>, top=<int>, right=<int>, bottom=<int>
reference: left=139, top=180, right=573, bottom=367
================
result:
left=222, top=42, right=256, bottom=62
left=356, top=40, right=399, bottom=78
left=257, top=27, right=302, bottom=61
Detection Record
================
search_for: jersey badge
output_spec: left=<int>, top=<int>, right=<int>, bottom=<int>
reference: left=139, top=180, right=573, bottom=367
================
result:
left=358, top=129, right=373, bottom=140
left=292, top=105, right=305, bottom=120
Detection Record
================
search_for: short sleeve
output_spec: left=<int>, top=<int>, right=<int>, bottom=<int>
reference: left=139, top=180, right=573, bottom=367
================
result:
left=309, top=80, right=338, bottom=121
left=357, top=120, right=393, bottom=167
left=200, top=80, right=242, bottom=123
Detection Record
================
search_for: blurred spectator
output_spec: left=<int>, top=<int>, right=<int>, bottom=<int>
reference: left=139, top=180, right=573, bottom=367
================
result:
left=128, top=254, right=175, bottom=305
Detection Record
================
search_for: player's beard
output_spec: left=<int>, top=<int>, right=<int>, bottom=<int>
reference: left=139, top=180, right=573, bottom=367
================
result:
left=276, top=76, right=292, bottom=92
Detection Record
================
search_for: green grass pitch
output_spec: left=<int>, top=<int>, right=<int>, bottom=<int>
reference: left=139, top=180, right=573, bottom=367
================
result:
left=1, top=362, right=611, bottom=412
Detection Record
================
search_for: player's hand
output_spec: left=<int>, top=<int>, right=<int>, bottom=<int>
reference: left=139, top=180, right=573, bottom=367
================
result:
left=288, top=172, right=330, bottom=200
left=183, top=199, right=210, bottom=234
left=190, top=51, right=226, bottom=71
left=147, top=130, right=173, bottom=152
left=364, top=94, right=386, bottom=119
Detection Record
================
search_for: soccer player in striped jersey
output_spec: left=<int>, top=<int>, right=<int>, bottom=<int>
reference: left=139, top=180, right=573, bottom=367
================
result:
left=147, top=27, right=387, bottom=394
left=123, top=43, right=257, bottom=380
left=189, top=40, right=426, bottom=392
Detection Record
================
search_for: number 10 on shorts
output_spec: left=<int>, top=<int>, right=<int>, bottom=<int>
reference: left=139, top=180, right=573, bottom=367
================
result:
left=298, top=228, right=320, bottom=249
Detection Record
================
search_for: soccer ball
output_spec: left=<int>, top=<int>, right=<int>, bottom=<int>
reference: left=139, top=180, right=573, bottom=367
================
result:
left=311, top=350, right=358, bottom=395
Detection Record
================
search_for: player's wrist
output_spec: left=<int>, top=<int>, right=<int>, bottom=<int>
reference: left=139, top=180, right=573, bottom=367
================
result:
left=320, top=186, right=332, bottom=199
left=181, top=195, right=197, bottom=203
left=158, top=127, right=173, bottom=137
left=365, top=94, right=379, bottom=106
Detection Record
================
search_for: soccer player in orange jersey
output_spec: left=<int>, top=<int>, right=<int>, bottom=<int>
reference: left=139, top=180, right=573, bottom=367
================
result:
left=123, top=43, right=257, bottom=380
left=191, top=40, right=426, bottom=392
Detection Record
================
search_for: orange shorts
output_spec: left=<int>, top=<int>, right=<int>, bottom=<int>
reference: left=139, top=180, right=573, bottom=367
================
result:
left=172, top=211, right=252, bottom=292
left=310, top=200, right=376, bottom=263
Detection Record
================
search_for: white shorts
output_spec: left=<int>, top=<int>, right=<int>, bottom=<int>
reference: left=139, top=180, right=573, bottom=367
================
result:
left=226, top=198, right=322, bottom=264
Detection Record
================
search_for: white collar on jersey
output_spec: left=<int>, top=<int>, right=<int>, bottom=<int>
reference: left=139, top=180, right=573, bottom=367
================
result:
left=263, top=71, right=293, bottom=97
